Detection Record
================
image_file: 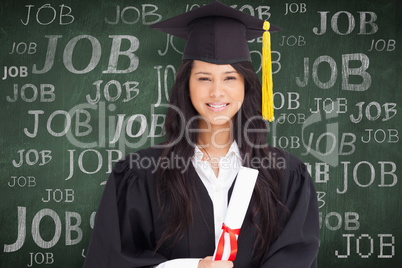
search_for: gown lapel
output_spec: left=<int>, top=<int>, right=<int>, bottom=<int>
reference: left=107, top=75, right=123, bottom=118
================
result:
left=185, top=164, right=241, bottom=259
left=187, top=163, right=216, bottom=257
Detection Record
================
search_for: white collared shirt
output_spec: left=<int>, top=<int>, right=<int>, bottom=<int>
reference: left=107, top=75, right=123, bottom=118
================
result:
left=156, top=142, right=242, bottom=268
left=192, top=141, right=242, bottom=244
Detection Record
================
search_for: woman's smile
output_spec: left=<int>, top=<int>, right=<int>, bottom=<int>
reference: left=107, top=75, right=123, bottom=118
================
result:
left=189, top=60, right=245, bottom=127
left=206, top=102, right=230, bottom=112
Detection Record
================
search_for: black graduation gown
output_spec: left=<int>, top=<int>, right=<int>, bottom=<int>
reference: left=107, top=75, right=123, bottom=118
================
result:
left=83, top=146, right=319, bottom=268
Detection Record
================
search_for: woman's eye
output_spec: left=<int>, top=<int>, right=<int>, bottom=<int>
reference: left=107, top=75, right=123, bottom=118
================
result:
left=199, top=77, right=211, bottom=81
left=225, top=76, right=236, bottom=81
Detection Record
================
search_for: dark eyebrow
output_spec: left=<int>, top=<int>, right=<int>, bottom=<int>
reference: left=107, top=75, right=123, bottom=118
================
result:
left=224, top=71, right=238, bottom=74
left=194, top=71, right=238, bottom=75
left=194, top=72, right=212, bottom=75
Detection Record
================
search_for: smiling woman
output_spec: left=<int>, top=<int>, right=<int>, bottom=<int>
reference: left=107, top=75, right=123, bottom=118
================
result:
left=189, top=60, right=245, bottom=128
left=83, top=1, right=319, bottom=268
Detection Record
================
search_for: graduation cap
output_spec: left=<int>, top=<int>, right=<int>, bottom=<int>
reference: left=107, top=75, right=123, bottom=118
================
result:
left=150, top=0, right=281, bottom=121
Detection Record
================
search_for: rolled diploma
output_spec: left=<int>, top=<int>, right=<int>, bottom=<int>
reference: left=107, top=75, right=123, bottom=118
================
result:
left=212, top=166, right=259, bottom=261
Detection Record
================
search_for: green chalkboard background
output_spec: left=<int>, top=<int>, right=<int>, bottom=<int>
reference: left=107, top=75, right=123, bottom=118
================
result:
left=1, top=0, right=401, bottom=267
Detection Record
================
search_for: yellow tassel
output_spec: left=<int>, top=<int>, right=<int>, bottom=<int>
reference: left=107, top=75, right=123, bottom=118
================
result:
left=262, top=21, right=274, bottom=122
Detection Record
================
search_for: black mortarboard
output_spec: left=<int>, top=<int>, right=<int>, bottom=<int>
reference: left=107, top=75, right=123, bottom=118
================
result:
left=150, top=0, right=281, bottom=121
left=150, top=0, right=280, bottom=64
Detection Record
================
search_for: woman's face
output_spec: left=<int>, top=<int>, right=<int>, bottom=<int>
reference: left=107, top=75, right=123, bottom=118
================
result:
left=189, top=60, right=245, bottom=128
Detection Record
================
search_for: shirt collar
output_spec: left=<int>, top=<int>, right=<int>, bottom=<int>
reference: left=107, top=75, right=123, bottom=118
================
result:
left=193, top=141, right=242, bottom=162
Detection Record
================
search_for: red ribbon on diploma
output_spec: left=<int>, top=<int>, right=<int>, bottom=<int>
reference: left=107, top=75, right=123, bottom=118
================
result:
left=215, top=223, right=241, bottom=261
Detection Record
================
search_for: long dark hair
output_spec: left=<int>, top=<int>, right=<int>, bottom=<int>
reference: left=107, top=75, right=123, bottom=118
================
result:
left=156, top=59, right=285, bottom=263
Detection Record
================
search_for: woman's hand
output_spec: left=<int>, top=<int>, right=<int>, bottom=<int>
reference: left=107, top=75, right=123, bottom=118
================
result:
left=198, top=256, right=234, bottom=268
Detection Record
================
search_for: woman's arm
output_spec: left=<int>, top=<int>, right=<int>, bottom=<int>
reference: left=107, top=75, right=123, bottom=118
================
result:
left=83, top=158, right=168, bottom=268
left=262, top=156, right=320, bottom=268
